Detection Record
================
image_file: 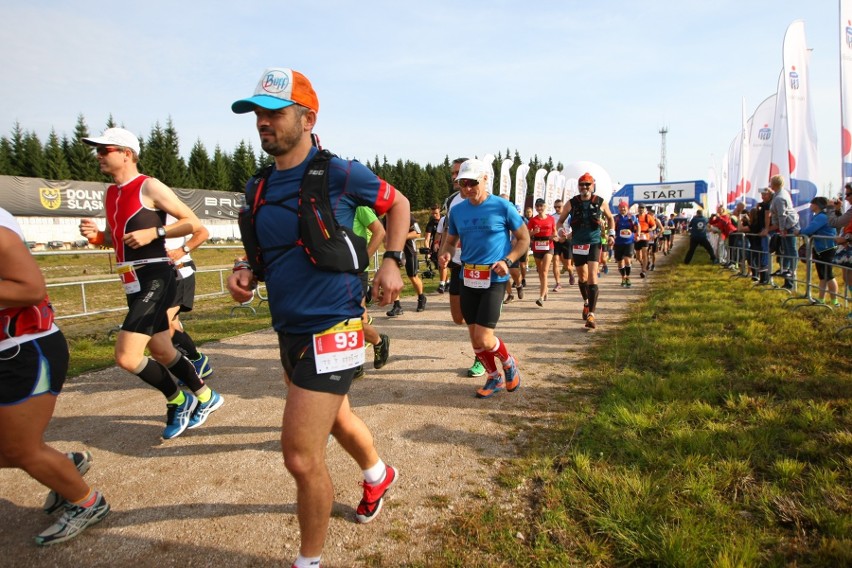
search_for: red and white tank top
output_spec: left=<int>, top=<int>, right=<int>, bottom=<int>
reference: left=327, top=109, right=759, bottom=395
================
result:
left=105, top=175, right=168, bottom=265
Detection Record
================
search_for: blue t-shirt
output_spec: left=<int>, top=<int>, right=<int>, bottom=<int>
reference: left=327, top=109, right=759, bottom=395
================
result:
left=251, top=147, right=395, bottom=334
left=613, top=214, right=638, bottom=245
left=447, top=195, right=524, bottom=283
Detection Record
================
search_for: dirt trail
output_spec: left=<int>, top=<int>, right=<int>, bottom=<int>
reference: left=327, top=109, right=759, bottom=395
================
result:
left=0, top=246, right=680, bottom=567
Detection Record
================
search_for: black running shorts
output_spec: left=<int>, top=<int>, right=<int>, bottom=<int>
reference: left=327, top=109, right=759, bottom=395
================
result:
left=171, top=267, right=197, bottom=313
left=123, top=264, right=176, bottom=336
left=572, top=243, right=601, bottom=267
left=277, top=331, right=355, bottom=396
left=460, top=281, right=505, bottom=329
left=404, top=250, right=419, bottom=278
left=0, top=331, right=69, bottom=405
left=634, top=240, right=649, bottom=250
left=448, top=262, right=462, bottom=296
left=613, top=243, right=635, bottom=262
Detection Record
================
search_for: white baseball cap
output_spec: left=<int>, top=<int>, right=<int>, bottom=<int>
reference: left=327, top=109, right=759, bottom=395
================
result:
left=82, top=128, right=140, bottom=155
left=456, top=159, right=489, bottom=181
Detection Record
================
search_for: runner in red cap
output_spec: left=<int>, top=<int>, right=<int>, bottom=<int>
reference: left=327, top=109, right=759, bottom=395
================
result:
left=556, top=173, right=615, bottom=329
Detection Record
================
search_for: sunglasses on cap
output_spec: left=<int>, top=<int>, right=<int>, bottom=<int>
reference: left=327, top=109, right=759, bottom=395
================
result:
left=458, top=179, right=479, bottom=188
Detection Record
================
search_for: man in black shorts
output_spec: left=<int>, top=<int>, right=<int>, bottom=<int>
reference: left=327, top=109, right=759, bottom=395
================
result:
left=165, top=215, right=213, bottom=379
left=386, top=214, right=426, bottom=315
left=79, top=128, right=223, bottom=441
left=228, top=67, right=409, bottom=568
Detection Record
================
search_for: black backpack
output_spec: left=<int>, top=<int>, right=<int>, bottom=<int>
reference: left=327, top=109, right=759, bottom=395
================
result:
left=238, top=149, right=369, bottom=281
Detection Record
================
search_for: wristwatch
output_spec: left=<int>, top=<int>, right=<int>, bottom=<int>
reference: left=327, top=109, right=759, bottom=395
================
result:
left=156, top=226, right=167, bottom=239
left=181, top=244, right=191, bottom=253
left=383, top=251, right=404, bottom=267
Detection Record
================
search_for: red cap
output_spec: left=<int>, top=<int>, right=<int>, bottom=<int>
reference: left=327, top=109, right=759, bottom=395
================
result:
left=578, top=172, right=595, bottom=184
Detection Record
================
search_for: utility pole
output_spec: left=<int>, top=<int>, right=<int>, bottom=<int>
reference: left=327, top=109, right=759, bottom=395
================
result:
left=658, top=126, right=668, bottom=183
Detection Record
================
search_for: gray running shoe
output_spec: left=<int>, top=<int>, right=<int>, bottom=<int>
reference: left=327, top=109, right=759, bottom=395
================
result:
left=43, top=451, right=93, bottom=514
left=35, top=490, right=109, bottom=546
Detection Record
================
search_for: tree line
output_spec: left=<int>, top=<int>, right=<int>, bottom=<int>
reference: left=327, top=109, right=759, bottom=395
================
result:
left=0, top=116, right=561, bottom=211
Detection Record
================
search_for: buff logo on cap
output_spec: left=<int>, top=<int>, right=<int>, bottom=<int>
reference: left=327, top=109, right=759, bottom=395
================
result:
left=261, top=69, right=291, bottom=95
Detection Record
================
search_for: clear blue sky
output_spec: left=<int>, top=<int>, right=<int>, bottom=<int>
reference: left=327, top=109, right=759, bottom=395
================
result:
left=0, top=1, right=841, bottom=191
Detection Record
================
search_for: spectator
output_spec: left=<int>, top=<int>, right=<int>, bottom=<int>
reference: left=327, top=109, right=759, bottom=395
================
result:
left=684, top=210, right=717, bottom=264
left=796, top=197, right=839, bottom=305
left=762, top=175, right=800, bottom=290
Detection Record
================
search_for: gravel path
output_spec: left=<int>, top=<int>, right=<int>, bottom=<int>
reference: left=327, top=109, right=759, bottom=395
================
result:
left=1, top=247, right=678, bottom=567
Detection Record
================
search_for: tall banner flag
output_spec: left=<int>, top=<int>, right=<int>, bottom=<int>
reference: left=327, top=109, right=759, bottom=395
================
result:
left=725, top=133, right=742, bottom=206
left=706, top=165, right=720, bottom=214
left=746, top=94, right=777, bottom=203
left=721, top=150, right=729, bottom=207
left=564, top=178, right=578, bottom=201
left=533, top=168, right=547, bottom=203
left=482, top=153, right=496, bottom=194
left=771, top=71, right=791, bottom=183
left=499, top=159, right=513, bottom=198
left=840, top=0, right=852, bottom=184
left=735, top=97, right=751, bottom=207
left=514, top=164, right=530, bottom=212
left=556, top=173, right=567, bottom=205
left=783, top=19, right=820, bottom=225
left=545, top=170, right=559, bottom=210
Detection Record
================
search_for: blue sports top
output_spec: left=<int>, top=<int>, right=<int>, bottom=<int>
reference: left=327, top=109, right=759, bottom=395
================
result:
left=447, top=194, right=524, bottom=283
left=252, top=147, right=396, bottom=334
left=613, top=214, right=639, bottom=245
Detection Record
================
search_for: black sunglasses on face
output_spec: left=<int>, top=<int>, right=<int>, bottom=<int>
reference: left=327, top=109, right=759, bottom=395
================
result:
left=458, top=179, right=479, bottom=188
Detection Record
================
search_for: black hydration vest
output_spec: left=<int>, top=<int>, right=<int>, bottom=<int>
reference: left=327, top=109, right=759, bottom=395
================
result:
left=237, top=149, right=369, bottom=281
left=569, top=195, right=604, bottom=229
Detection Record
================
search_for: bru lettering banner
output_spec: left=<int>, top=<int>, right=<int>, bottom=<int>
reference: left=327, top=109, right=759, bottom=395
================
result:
left=0, top=175, right=245, bottom=220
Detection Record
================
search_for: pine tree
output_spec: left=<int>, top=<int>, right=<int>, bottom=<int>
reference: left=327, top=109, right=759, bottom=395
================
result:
left=230, top=141, right=257, bottom=192
left=0, top=138, right=12, bottom=175
left=210, top=145, right=232, bottom=192
left=66, top=115, right=100, bottom=181
left=187, top=138, right=211, bottom=189
left=44, top=129, right=72, bottom=180
left=143, top=118, right=187, bottom=187
left=8, top=122, right=26, bottom=176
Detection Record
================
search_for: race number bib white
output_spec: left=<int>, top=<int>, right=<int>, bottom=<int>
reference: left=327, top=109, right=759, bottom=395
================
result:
left=637, top=233, right=650, bottom=242
left=619, top=229, right=633, bottom=238
left=572, top=244, right=591, bottom=256
left=463, top=263, right=492, bottom=289
left=313, top=319, right=365, bottom=374
left=117, top=264, right=141, bottom=295
left=533, top=240, right=551, bottom=252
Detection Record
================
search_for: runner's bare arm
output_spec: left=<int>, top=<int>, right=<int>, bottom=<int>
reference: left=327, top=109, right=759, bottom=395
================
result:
left=122, top=178, right=201, bottom=249
left=0, top=227, right=46, bottom=307
left=437, top=234, right=458, bottom=269
left=557, top=202, right=572, bottom=232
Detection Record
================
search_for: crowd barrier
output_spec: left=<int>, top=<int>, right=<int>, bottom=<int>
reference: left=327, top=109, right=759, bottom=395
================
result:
left=708, top=231, right=851, bottom=336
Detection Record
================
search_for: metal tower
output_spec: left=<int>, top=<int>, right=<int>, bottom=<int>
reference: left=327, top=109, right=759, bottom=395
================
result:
left=658, top=126, right=668, bottom=182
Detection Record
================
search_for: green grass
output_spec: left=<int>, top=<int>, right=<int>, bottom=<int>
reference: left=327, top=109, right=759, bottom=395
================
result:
left=432, top=251, right=852, bottom=568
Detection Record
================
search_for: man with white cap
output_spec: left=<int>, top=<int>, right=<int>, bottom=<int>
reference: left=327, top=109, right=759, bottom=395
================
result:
left=78, top=128, right=224, bottom=440
left=227, top=67, right=409, bottom=568
left=557, top=172, right=615, bottom=329
left=438, top=158, right=530, bottom=399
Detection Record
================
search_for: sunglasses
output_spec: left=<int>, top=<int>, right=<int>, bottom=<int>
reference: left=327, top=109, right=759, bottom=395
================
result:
left=579, top=183, right=592, bottom=188
left=95, top=146, right=124, bottom=156
left=458, top=179, right=479, bottom=188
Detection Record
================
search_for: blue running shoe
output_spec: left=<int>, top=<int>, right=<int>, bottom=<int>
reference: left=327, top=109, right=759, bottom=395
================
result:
left=163, top=393, right=198, bottom=439
left=503, top=356, right=521, bottom=392
left=188, top=390, right=224, bottom=429
left=191, top=353, right=213, bottom=379
left=476, top=374, right=505, bottom=399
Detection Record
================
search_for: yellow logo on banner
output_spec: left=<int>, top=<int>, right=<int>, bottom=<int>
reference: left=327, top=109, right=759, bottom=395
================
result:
left=39, top=187, right=61, bottom=210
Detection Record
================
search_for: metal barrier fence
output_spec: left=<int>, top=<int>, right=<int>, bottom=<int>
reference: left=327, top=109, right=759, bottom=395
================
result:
left=708, top=231, right=851, bottom=336
left=45, top=248, right=385, bottom=321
